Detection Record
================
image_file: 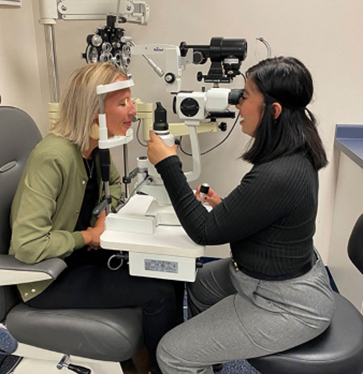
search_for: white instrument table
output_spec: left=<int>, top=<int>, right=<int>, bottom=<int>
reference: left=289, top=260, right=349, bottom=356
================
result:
left=101, top=226, right=204, bottom=257
left=100, top=195, right=205, bottom=281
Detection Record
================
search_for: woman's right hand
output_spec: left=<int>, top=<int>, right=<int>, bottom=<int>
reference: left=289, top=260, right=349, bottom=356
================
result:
left=81, top=211, right=106, bottom=250
left=83, top=226, right=104, bottom=250
left=195, top=185, right=222, bottom=208
left=147, top=130, right=178, bottom=165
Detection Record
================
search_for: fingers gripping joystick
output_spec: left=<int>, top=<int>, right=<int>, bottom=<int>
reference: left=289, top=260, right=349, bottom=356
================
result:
left=200, top=183, right=210, bottom=202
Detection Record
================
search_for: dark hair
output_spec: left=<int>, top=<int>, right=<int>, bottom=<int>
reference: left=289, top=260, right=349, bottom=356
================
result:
left=242, top=56, right=327, bottom=170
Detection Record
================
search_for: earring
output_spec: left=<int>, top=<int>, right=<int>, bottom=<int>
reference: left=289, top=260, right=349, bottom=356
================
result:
left=90, top=123, right=99, bottom=140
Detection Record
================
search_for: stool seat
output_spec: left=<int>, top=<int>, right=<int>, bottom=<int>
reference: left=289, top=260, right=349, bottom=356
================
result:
left=6, top=303, right=144, bottom=362
left=248, top=292, right=363, bottom=374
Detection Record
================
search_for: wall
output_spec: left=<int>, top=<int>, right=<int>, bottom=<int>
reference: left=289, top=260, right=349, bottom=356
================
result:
left=0, top=1, right=46, bottom=134
left=2, top=1, right=363, bottom=289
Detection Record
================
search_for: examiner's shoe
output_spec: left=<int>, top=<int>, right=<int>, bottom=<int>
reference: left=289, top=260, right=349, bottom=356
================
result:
left=0, top=324, right=17, bottom=355
left=213, top=363, right=224, bottom=372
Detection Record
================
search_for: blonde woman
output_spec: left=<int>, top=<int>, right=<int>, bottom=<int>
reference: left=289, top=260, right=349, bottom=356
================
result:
left=10, top=63, right=177, bottom=374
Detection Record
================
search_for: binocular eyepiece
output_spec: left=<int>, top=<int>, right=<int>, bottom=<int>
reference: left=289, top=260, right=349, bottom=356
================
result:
left=228, top=89, right=244, bottom=105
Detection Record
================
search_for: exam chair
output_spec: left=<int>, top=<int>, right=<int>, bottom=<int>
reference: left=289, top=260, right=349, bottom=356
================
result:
left=247, top=218, right=363, bottom=374
left=0, top=106, right=143, bottom=374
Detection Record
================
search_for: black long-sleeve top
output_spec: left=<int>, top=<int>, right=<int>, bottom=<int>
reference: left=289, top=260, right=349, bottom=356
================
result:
left=155, top=153, right=318, bottom=280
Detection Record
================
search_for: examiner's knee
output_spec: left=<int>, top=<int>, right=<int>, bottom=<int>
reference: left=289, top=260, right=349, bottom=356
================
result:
left=156, top=333, right=177, bottom=372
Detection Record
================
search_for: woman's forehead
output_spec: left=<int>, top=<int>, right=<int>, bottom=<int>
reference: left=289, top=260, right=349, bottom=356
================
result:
left=107, top=86, right=131, bottom=100
left=245, top=78, right=257, bottom=92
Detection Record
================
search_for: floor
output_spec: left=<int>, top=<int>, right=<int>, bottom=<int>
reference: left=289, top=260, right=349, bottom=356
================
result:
left=218, top=360, right=260, bottom=374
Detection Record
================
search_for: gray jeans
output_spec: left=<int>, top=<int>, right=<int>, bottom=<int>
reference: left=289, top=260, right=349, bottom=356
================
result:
left=157, top=254, right=335, bottom=374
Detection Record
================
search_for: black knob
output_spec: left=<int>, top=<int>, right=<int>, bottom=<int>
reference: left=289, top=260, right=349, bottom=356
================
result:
left=200, top=183, right=210, bottom=195
left=197, top=72, right=204, bottom=82
left=219, top=122, right=227, bottom=132
left=193, top=51, right=206, bottom=64
left=68, top=364, right=91, bottom=374
left=180, top=98, right=199, bottom=118
left=179, top=41, right=187, bottom=57
left=164, top=73, right=176, bottom=84
left=153, top=102, right=168, bottom=131
left=106, top=15, right=116, bottom=28
left=122, top=176, right=131, bottom=184
left=196, top=259, right=203, bottom=268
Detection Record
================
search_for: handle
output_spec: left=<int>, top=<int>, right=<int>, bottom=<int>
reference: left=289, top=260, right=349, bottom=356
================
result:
left=67, top=364, right=91, bottom=374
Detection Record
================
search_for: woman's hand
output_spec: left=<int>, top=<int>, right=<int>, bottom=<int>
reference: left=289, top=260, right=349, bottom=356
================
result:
left=195, top=185, right=222, bottom=208
left=81, top=211, right=105, bottom=250
left=147, top=131, right=178, bottom=165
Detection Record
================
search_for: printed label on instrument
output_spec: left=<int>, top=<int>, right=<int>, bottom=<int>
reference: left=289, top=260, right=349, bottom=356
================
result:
left=144, top=259, right=178, bottom=273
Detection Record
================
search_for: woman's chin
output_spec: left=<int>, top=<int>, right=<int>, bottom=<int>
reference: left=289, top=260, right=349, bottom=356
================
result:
left=108, top=126, right=130, bottom=137
left=121, top=124, right=131, bottom=135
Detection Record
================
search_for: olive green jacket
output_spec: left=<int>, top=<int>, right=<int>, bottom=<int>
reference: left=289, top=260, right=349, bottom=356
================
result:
left=9, top=134, right=121, bottom=301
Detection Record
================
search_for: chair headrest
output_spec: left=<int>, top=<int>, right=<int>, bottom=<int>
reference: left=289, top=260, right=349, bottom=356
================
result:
left=0, top=106, right=42, bottom=254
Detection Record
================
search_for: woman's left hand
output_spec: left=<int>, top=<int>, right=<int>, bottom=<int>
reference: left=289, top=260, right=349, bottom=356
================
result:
left=147, top=130, right=178, bottom=165
left=87, top=211, right=105, bottom=251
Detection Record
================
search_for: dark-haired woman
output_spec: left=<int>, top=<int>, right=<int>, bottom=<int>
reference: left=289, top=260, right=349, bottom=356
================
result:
left=147, top=56, right=335, bottom=374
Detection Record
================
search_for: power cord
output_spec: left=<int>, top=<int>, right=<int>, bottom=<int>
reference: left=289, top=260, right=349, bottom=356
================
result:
left=136, top=119, right=148, bottom=147
left=136, top=110, right=241, bottom=157
left=179, top=114, right=240, bottom=156
left=116, top=172, right=150, bottom=212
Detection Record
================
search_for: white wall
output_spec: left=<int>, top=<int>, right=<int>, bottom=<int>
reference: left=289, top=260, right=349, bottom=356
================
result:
left=0, top=1, right=46, bottom=133
left=2, top=1, right=363, bottom=267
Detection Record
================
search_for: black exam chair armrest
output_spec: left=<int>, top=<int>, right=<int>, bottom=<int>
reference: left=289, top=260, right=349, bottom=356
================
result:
left=0, top=255, right=67, bottom=285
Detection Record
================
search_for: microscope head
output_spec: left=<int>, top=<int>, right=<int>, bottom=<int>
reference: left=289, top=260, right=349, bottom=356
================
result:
left=179, top=37, right=247, bottom=84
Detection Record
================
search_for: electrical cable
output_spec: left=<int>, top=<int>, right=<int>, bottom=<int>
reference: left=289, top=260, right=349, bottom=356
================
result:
left=178, top=71, right=244, bottom=156
left=115, top=172, right=150, bottom=212
left=179, top=114, right=240, bottom=157
left=136, top=119, right=148, bottom=147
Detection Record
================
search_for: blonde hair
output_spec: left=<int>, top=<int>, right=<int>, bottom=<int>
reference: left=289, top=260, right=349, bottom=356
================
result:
left=51, top=63, right=126, bottom=152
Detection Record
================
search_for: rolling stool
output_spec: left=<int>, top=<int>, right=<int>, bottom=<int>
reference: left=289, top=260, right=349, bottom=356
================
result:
left=247, top=292, right=363, bottom=374
left=248, top=214, right=363, bottom=374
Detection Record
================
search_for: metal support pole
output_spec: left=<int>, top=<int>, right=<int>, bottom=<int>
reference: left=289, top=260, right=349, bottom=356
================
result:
left=123, top=144, right=129, bottom=198
left=44, top=24, right=60, bottom=103
left=104, top=182, right=111, bottom=215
